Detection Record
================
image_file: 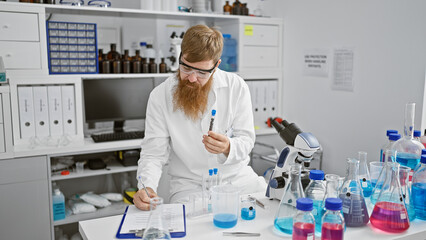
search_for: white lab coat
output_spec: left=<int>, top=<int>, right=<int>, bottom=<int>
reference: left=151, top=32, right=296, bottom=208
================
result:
left=137, top=69, right=266, bottom=202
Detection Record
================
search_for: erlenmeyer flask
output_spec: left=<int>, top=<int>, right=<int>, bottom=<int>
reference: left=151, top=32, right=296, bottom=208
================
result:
left=370, top=162, right=410, bottom=232
left=371, top=149, right=396, bottom=204
left=358, top=151, right=373, bottom=197
left=274, top=164, right=305, bottom=234
left=142, top=197, right=171, bottom=240
left=399, top=165, right=415, bottom=221
left=338, top=158, right=369, bottom=227
left=393, top=103, right=425, bottom=169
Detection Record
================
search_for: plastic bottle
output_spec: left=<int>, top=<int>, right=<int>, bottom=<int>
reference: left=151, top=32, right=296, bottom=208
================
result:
left=412, top=154, right=426, bottom=220
left=145, top=44, right=156, bottom=59
left=140, top=42, right=148, bottom=57
left=380, top=129, right=398, bottom=162
left=292, top=198, right=315, bottom=240
left=304, top=170, right=326, bottom=236
left=358, top=151, right=373, bottom=197
left=220, top=34, right=237, bottom=72
left=321, top=198, right=345, bottom=240
left=52, top=182, right=66, bottom=221
left=420, top=130, right=426, bottom=148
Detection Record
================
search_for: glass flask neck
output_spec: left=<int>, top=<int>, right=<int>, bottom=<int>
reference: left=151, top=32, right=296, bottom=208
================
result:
left=403, top=103, right=415, bottom=139
left=324, top=174, right=340, bottom=199
left=377, top=162, right=404, bottom=204
left=345, top=158, right=359, bottom=180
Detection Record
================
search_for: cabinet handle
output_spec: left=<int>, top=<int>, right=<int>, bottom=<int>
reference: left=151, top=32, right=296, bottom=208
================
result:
left=2, top=24, right=10, bottom=29
left=5, top=53, right=11, bottom=58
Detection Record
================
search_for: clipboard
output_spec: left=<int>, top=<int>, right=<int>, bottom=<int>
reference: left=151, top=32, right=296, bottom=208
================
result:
left=116, top=204, right=186, bottom=239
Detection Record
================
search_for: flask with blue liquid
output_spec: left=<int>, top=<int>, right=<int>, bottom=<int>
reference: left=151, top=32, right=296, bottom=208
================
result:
left=321, top=198, right=345, bottom=240
left=412, top=154, right=426, bottom=220
left=358, top=151, right=373, bottom=197
left=292, top=198, right=315, bottom=240
left=380, top=130, right=398, bottom=162
left=304, top=169, right=325, bottom=236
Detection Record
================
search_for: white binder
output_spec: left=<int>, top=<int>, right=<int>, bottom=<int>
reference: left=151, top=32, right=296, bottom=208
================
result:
left=259, top=80, right=269, bottom=126
left=61, top=85, right=76, bottom=135
left=32, top=86, right=50, bottom=137
left=47, top=86, right=63, bottom=136
left=267, top=80, right=278, bottom=120
left=246, top=81, right=259, bottom=129
left=17, top=86, right=36, bottom=138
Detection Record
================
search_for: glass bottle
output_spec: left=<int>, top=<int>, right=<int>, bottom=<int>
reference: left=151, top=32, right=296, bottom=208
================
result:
left=107, top=43, right=120, bottom=60
left=52, top=182, right=66, bottom=221
left=232, top=0, right=241, bottom=15
left=112, top=55, right=121, bottom=74
left=122, top=50, right=131, bottom=74
left=382, top=133, right=401, bottom=162
left=274, top=164, right=305, bottom=235
left=241, top=3, right=248, bottom=15
left=159, top=58, right=167, bottom=73
left=370, top=162, right=410, bottom=233
left=380, top=130, right=398, bottom=162
left=149, top=58, right=157, bottom=73
left=101, top=54, right=110, bottom=74
left=319, top=174, right=343, bottom=236
left=399, top=165, right=415, bottom=221
left=371, top=149, right=397, bottom=204
left=393, top=103, right=425, bottom=169
left=292, top=198, right=315, bottom=240
left=304, top=170, right=325, bottom=236
left=321, top=198, right=344, bottom=240
left=420, top=130, right=426, bottom=148
left=338, top=158, right=369, bottom=227
left=414, top=130, right=421, bottom=141
left=357, top=151, right=373, bottom=197
left=223, top=0, right=232, bottom=15
left=132, top=50, right=142, bottom=73
left=412, top=154, right=426, bottom=220
left=142, top=197, right=171, bottom=240
left=98, top=49, right=104, bottom=73
left=142, top=58, right=149, bottom=73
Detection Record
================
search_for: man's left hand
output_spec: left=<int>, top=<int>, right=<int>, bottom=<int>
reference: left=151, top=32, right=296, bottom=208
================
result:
left=202, top=131, right=230, bottom=156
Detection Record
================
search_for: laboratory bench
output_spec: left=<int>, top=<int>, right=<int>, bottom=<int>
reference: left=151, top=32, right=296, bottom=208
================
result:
left=79, top=192, right=426, bottom=240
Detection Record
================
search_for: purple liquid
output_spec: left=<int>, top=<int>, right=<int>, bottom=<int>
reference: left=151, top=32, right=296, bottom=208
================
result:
left=370, top=202, right=410, bottom=233
left=292, top=222, right=315, bottom=240
left=321, top=223, right=343, bottom=240
left=339, top=193, right=369, bottom=227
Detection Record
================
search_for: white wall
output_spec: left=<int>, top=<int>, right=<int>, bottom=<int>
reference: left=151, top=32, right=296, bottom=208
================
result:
left=271, top=0, right=426, bottom=175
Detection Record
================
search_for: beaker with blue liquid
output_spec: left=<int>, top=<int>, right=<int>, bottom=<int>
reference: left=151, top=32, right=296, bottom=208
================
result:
left=393, top=103, right=425, bottom=170
left=211, top=185, right=239, bottom=228
left=412, top=154, right=426, bottom=220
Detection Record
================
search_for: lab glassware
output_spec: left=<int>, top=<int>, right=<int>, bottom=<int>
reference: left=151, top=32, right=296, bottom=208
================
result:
left=87, top=0, right=111, bottom=7
left=122, top=50, right=131, bottom=74
left=319, top=174, right=341, bottom=237
left=321, top=198, right=345, bottom=240
left=358, top=151, right=373, bottom=197
left=393, top=103, right=425, bottom=169
left=60, top=0, right=84, bottom=5
left=240, top=196, right=256, bottom=220
left=292, top=198, right=315, bottom=240
left=369, top=161, right=385, bottom=188
left=52, top=182, right=66, bottom=221
left=412, top=154, right=426, bottom=220
left=399, top=165, right=415, bottom=221
left=142, top=197, right=171, bottom=240
left=371, top=149, right=396, bottom=204
left=370, top=162, right=410, bottom=233
left=380, top=130, right=398, bottom=162
left=274, top=164, right=305, bottom=234
left=304, top=170, right=326, bottom=236
left=338, top=158, right=369, bottom=227
left=211, top=185, right=239, bottom=228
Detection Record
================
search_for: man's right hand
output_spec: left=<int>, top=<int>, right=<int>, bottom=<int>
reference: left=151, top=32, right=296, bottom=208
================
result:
left=133, top=187, right=158, bottom=211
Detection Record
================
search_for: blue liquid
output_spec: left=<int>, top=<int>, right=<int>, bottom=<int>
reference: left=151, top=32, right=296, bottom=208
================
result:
left=213, top=213, right=237, bottom=228
left=274, top=217, right=293, bottom=234
left=339, top=194, right=369, bottom=227
left=412, top=183, right=426, bottom=220
left=396, top=152, right=420, bottom=170
left=312, top=200, right=323, bottom=235
left=241, top=207, right=255, bottom=220
left=360, top=180, right=373, bottom=197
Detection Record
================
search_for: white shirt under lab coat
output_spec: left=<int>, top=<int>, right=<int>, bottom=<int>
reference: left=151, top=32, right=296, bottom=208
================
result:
left=137, top=69, right=266, bottom=202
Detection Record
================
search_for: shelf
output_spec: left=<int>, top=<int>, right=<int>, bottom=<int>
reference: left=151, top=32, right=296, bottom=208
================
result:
left=53, top=201, right=128, bottom=226
left=51, top=160, right=138, bottom=181
left=81, top=73, right=173, bottom=79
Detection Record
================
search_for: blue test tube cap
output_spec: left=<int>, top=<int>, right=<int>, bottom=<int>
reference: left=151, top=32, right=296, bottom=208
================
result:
left=309, top=170, right=324, bottom=180
left=421, top=154, right=426, bottom=164
left=386, top=129, right=398, bottom=136
left=422, top=149, right=426, bottom=155
left=222, top=34, right=231, bottom=39
left=325, top=198, right=342, bottom=211
left=212, top=109, right=216, bottom=117
left=296, top=198, right=313, bottom=211
left=213, top=168, right=218, bottom=175
left=389, top=133, right=401, bottom=141
left=140, top=42, right=147, bottom=47
left=209, top=169, right=213, bottom=176
left=414, top=130, right=421, bottom=137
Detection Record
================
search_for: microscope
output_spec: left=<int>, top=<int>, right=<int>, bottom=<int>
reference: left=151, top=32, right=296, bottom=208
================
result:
left=265, top=118, right=320, bottom=200
left=168, top=32, right=184, bottom=72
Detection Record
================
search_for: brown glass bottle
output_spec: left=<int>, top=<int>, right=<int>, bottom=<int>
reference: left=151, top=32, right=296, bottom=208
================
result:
left=232, top=0, right=242, bottom=15
left=132, top=50, right=142, bottom=73
left=98, top=49, right=103, bottom=73
left=112, top=55, right=122, bottom=74
left=43, top=0, right=55, bottom=3
left=107, top=43, right=120, bottom=60
left=141, top=58, right=149, bottom=73
left=159, top=58, right=167, bottom=73
left=242, top=3, right=248, bottom=15
left=102, top=54, right=111, bottom=74
left=122, top=50, right=131, bottom=74
left=149, top=58, right=157, bottom=73
left=223, top=1, right=232, bottom=15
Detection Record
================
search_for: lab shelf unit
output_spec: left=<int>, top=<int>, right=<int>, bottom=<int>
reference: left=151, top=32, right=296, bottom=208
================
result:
left=0, top=2, right=284, bottom=239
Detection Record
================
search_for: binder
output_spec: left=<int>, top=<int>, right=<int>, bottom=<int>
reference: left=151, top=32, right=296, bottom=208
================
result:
left=32, top=86, right=50, bottom=137
left=47, top=86, right=63, bottom=136
left=61, top=85, right=76, bottom=135
left=259, top=80, right=269, bottom=127
left=116, top=204, right=186, bottom=239
left=17, top=86, right=36, bottom=138
left=267, top=80, right=278, bottom=120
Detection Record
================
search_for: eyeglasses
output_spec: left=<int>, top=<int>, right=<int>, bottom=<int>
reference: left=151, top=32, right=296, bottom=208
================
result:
left=179, top=53, right=219, bottom=80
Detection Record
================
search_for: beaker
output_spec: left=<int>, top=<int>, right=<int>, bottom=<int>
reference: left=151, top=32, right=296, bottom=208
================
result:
left=142, top=197, right=171, bottom=240
left=370, top=162, right=410, bottom=233
left=399, top=165, right=415, bottom=221
left=211, top=185, right=239, bottom=228
left=369, top=162, right=385, bottom=188
left=240, top=196, right=256, bottom=220
left=358, top=151, right=373, bottom=197
left=274, top=164, right=305, bottom=234
left=371, top=149, right=396, bottom=204
left=339, top=158, right=369, bottom=227
left=393, top=103, right=425, bottom=169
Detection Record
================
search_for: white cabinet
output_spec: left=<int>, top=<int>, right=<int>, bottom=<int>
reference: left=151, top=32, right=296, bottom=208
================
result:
left=0, top=42, right=41, bottom=69
left=0, top=11, right=39, bottom=41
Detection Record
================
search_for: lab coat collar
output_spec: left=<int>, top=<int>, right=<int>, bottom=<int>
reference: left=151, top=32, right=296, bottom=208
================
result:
left=211, top=68, right=228, bottom=89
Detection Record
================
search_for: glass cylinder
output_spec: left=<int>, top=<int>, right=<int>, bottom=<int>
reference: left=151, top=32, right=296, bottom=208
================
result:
left=358, top=151, right=373, bottom=197
left=142, top=197, right=171, bottom=240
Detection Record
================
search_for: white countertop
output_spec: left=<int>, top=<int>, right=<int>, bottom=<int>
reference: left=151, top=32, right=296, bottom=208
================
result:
left=79, top=192, right=426, bottom=240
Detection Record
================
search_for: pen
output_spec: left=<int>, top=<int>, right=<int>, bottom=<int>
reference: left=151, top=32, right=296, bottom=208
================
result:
left=209, top=109, right=216, bottom=132
left=138, top=175, right=151, bottom=198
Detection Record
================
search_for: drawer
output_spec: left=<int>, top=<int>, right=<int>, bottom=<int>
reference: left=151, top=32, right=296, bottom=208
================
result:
left=0, top=42, right=41, bottom=69
left=242, top=46, right=279, bottom=68
left=0, top=156, right=47, bottom=184
left=0, top=12, right=39, bottom=41
left=241, top=24, right=279, bottom=47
